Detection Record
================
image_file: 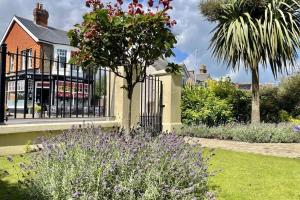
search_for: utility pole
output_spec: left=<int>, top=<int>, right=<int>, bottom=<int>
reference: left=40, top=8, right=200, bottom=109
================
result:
left=195, top=48, right=198, bottom=82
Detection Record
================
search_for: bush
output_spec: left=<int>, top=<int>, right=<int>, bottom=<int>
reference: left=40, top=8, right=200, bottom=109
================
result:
left=207, top=79, right=251, bottom=123
left=179, top=123, right=300, bottom=143
left=182, top=85, right=234, bottom=126
left=260, top=86, right=281, bottom=123
left=22, top=126, right=213, bottom=200
left=278, top=73, right=300, bottom=117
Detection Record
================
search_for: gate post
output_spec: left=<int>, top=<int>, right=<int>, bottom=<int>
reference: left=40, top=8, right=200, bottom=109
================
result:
left=154, top=72, right=182, bottom=132
left=109, top=67, right=141, bottom=129
left=0, top=44, right=7, bottom=124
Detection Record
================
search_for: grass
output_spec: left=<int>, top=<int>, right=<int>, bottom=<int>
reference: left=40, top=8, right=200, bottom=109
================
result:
left=0, top=149, right=300, bottom=200
left=0, top=155, right=28, bottom=200
left=209, top=149, right=300, bottom=200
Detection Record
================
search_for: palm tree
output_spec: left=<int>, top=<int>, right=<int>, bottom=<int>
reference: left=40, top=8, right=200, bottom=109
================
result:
left=200, top=0, right=300, bottom=123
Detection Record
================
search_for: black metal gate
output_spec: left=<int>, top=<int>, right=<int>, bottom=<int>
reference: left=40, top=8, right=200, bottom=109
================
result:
left=140, top=75, right=163, bottom=132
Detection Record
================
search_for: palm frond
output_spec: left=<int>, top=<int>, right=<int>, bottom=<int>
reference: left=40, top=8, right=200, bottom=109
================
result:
left=201, top=0, right=300, bottom=77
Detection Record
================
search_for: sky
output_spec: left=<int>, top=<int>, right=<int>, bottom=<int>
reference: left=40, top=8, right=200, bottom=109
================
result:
left=0, top=0, right=298, bottom=83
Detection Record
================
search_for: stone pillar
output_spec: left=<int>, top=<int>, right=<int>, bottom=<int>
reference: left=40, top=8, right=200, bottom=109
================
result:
left=109, top=67, right=141, bottom=128
left=154, top=71, right=182, bottom=132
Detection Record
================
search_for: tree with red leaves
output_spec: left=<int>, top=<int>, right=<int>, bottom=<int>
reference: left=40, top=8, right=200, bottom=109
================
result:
left=68, top=0, right=178, bottom=130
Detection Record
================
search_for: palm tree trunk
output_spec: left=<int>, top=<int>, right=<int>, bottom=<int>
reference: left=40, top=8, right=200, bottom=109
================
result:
left=251, top=65, right=260, bottom=124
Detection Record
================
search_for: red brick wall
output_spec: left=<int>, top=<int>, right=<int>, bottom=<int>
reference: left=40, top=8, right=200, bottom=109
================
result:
left=3, top=21, right=42, bottom=73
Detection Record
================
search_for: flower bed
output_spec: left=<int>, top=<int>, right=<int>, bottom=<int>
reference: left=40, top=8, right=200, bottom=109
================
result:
left=179, top=123, right=300, bottom=143
left=19, top=127, right=213, bottom=200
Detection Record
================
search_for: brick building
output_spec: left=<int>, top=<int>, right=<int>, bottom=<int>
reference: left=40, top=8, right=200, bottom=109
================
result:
left=0, top=3, right=92, bottom=114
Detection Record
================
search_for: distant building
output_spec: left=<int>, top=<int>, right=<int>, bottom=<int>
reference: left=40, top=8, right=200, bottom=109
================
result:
left=195, top=64, right=210, bottom=85
left=185, top=64, right=211, bottom=86
left=236, top=83, right=275, bottom=90
left=148, top=60, right=194, bottom=85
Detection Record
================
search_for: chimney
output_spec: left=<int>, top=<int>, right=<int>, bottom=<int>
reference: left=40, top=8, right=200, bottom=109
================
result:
left=33, top=3, right=49, bottom=27
left=199, top=64, right=207, bottom=74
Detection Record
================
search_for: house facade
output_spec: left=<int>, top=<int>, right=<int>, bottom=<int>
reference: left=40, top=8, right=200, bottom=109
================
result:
left=0, top=3, right=93, bottom=114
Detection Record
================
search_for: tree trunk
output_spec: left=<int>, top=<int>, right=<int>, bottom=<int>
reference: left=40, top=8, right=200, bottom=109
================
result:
left=126, top=87, right=133, bottom=132
left=251, top=65, right=260, bottom=124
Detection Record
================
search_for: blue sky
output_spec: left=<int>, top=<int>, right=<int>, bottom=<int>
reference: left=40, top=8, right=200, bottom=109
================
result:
left=0, top=0, right=298, bottom=83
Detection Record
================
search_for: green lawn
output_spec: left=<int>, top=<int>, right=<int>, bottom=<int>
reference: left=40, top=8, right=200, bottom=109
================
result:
left=209, top=149, right=300, bottom=200
left=0, top=155, right=28, bottom=200
left=1, top=150, right=300, bottom=200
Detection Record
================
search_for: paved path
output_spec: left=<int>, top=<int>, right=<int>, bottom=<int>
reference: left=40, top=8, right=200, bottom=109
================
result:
left=185, top=137, right=300, bottom=158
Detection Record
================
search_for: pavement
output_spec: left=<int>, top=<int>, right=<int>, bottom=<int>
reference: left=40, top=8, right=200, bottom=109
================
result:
left=185, top=137, right=300, bottom=159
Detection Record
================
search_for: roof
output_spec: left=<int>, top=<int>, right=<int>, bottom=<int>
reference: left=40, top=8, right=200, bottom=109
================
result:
left=196, top=73, right=210, bottom=83
left=1, top=16, right=70, bottom=46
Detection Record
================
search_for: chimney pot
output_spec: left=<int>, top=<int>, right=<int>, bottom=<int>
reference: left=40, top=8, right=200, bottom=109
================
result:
left=33, top=3, right=49, bottom=27
left=199, top=64, right=207, bottom=74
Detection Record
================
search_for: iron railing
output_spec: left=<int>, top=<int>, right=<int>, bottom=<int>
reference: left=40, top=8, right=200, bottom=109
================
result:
left=0, top=44, right=113, bottom=122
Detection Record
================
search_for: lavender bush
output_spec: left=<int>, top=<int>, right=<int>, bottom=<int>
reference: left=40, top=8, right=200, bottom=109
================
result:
left=22, top=126, right=212, bottom=200
left=179, top=123, right=300, bottom=143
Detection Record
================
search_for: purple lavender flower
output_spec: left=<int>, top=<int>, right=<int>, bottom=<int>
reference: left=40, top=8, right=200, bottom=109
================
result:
left=293, top=126, right=300, bottom=132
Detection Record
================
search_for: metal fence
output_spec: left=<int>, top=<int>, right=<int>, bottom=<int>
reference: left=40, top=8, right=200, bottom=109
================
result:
left=140, top=75, right=163, bottom=132
left=0, top=44, right=113, bottom=122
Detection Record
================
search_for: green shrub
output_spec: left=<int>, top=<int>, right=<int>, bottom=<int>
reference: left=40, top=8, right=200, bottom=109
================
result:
left=278, top=73, right=300, bottom=117
left=208, top=79, right=251, bottom=123
left=179, top=123, right=300, bottom=143
left=21, top=127, right=213, bottom=200
left=260, top=86, right=281, bottom=123
left=181, top=85, right=234, bottom=126
left=279, top=110, right=291, bottom=122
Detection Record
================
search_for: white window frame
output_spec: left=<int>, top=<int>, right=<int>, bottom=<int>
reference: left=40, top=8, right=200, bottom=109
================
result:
left=9, top=54, right=14, bottom=72
left=8, top=82, right=14, bottom=92
left=21, top=50, right=26, bottom=70
left=21, top=49, right=33, bottom=70
left=57, top=49, right=67, bottom=69
left=28, top=49, right=33, bottom=69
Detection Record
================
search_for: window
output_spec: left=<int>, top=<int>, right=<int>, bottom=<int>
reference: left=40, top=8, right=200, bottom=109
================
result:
left=78, top=84, right=83, bottom=92
left=84, top=85, right=88, bottom=94
left=8, top=82, right=14, bottom=92
left=21, top=49, right=33, bottom=70
left=28, top=49, right=33, bottom=69
left=21, top=50, right=26, bottom=70
left=57, top=49, right=67, bottom=69
left=9, top=54, right=14, bottom=72
left=8, top=81, right=25, bottom=92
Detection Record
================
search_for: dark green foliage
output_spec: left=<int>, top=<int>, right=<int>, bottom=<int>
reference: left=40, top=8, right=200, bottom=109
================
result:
left=260, top=86, right=281, bottom=123
left=278, top=74, right=300, bottom=117
left=260, top=73, right=300, bottom=122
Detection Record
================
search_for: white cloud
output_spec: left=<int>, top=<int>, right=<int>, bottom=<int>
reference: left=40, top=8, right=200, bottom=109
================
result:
left=0, top=0, right=298, bottom=83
